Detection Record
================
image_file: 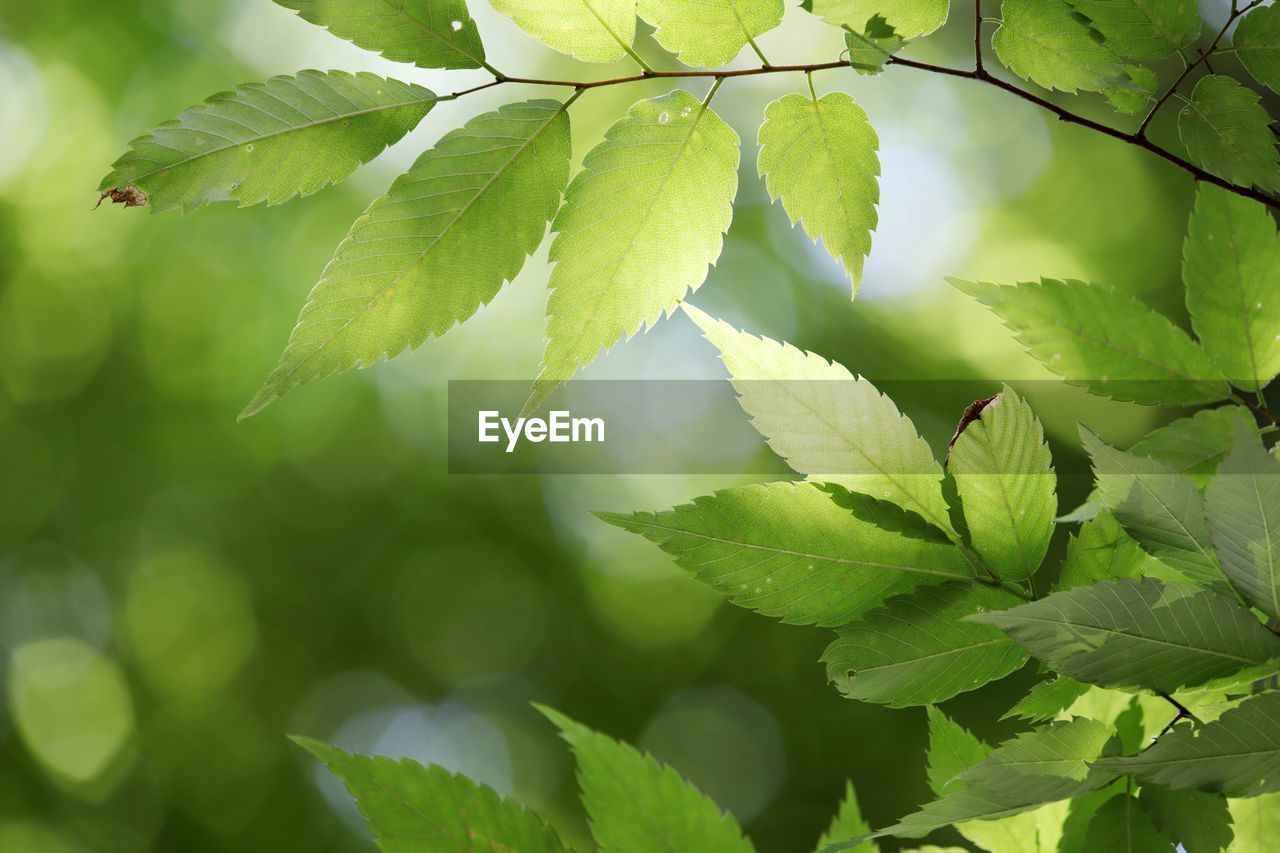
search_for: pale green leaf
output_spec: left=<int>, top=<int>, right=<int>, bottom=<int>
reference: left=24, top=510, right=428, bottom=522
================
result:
left=1082, top=429, right=1230, bottom=593
left=639, top=0, right=783, bottom=66
left=948, top=386, right=1056, bottom=581
left=489, top=0, right=637, bottom=62
left=243, top=99, right=570, bottom=417
left=1183, top=184, right=1280, bottom=391
left=293, top=737, right=569, bottom=852
left=926, top=706, right=990, bottom=796
left=1139, top=786, right=1234, bottom=853
left=953, top=278, right=1230, bottom=406
left=1131, top=407, right=1257, bottom=487
left=757, top=91, right=880, bottom=291
left=100, top=71, right=434, bottom=214
left=993, top=0, right=1131, bottom=94
left=845, top=16, right=904, bottom=74
left=824, top=583, right=1028, bottom=707
left=1234, top=3, right=1280, bottom=96
left=1081, top=794, right=1168, bottom=852
left=682, top=304, right=956, bottom=538
left=817, top=781, right=877, bottom=852
left=1002, top=676, right=1090, bottom=723
left=1205, top=424, right=1280, bottom=619
left=1057, top=510, right=1150, bottom=590
left=1065, top=0, right=1200, bottom=60
left=1228, top=792, right=1280, bottom=851
left=1178, top=75, right=1280, bottom=194
left=540, top=706, right=753, bottom=852
left=801, top=0, right=948, bottom=38
left=530, top=91, right=738, bottom=410
left=1104, top=63, right=1158, bottom=116
left=1094, top=693, right=1280, bottom=797
left=968, top=578, right=1280, bottom=693
left=271, top=0, right=486, bottom=68
left=597, top=481, right=974, bottom=628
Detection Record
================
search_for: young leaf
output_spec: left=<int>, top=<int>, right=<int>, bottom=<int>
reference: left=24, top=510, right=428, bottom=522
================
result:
left=968, top=578, right=1280, bottom=693
left=1080, top=794, right=1167, bottom=852
left=925, top=706, right=990, bottom=795
left=597, top=482, right=974, bottom=628
left=824, top=583, right=1028, bottom=707
left=539, top=706, right=753, bottom=852
left=100, top=72, right=435, bottom=214
left=801, top=0, right=949, bottom=39
left=1065, top=0, right=1200, bottom=60
left=1129, top=407, right=1257, bottom=487
left=845, top=17, right=904, bottom=74
left=1233, top=3, right=1280, bottom=96
left=1057, top=511, right=1149, bottom=590
left=292, top=737, right=569, bottom=851
left=1082, top=429, right=1230, bottom=593
left=1138, top=786, right=1234, bottom=853
left=682, top=304, right=956, bottom=538
left=1001, top=675, right=1090, bottom=724
left=1183, top=184, right=1280, bottom=392
left=816, top=781, right=877, bottom=852
left=639, top=0, right=784, bottom=66
left=947, top=386, right=1056, bottom=581
left=1093, top=693, right=1280, bottom=797
left=1228, top=792, right=1280, bottom=851
left=757, top=91, right=880, bottom=292
left=530, top=91, right=739, bottom=410
left=243, top=99, right=571, bottom=417
left=489, top=0, right=637, bottom=63
left=1205, top=424, right=1280, bottom=619
left=270, top=0, right=486, bottom=69
left=992, top=0, right=1131, bottom=95
left=1178, top=75, right=1280, bottom=194
left=953, top=278, right=1230, bottom=406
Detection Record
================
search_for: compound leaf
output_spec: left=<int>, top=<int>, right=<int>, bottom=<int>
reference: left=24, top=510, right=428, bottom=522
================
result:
left=757, top=90, right=880, bottom=293
left=530, top=91, right=739, bottom=410
left=1065, top=0, right=1200, bottom=60
left=293, top=737, right=569, bottom=852
left=953, top=278, right=1229, bottom=406
left=597, top=482, right=974, bottom=628
left=1233, top=3, right=1280, bottom=96
left=100, top=71, right=434, bottom=214
left=489, top=0, right=638, bottom=63
left=1178, top=75, right=1280, bottom=194
left=243, top=99, right=571, bottom=417
left=968, top=578, right=1280, bottom=693
left=824, top=583, right=1028, bottom=707
left=639, top=0, right=784, bottom=66
left=1205, top=424, right=1280, bottom=619
left=270, top=0, right=486, bottom=69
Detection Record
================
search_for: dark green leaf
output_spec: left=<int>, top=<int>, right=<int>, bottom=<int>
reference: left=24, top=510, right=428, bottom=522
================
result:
left=1001, top=675, right=1091, bottom=723
left=1234, top=3, right=1280, bottom=95
left=1178, top=75, right=1280, bottom=194
left=1205, top=424, right=1280, bottom=620
left=1138, top=786, right=1234, bottom=853
left=1081, top=794, right=1168, bottom=852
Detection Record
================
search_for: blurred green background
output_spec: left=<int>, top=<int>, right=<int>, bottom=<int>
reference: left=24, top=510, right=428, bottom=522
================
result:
left=0, top=0, right=1228, bottom=850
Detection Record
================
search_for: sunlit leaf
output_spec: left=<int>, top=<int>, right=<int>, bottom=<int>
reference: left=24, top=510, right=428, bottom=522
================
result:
left=1065, top=0, right=1200, bottom=60
left=1178, top=75, right=1280, bottom=194
left=1057, top=511, right=1150, bottom=590
left=845, top=16, right=904, bottom=74
left=639, top=0, right=783, bottom=66
left=993, top=0, right=1131, bottom=94
left=801, top=0, right=949, bottom=38
left=270, top=0, right=486, bottom=68
left=489, top=0, right=637, bottom=62
left=1228, top=792, right=1280, bottom=851
left=1205, top=424, right=1280, bottom=619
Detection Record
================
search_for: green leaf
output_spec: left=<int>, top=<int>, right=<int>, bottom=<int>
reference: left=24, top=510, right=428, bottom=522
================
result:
left=845, top=16, right=904, bottom=74
left=823, top=583, right=1028, bottom=707
left=1205, top=424, right=1280, bottom=620
left=292, top=737, right=569, bottom=852
left=1057, top=511, right=1150, bottom=590
left=100, top=71, right=434, bottom=214
left=1228, top=792, right=1280, bottom=851
left=1094, top=693, right=1280, bottom=797
left=489, top=0, right=637, bottom=62
left=1183, top=184, right=1280, bottom=392
left=539, top=706, right=753, bottom=852
left=1130, top=407, right=1257, bottom=487
left=926, top=706, right=991, bottom=796
left=1138, top=786, right=1234, bottom=853
left=1082, top=429, right=1230, bottom=593
left=801, top=0, right=949, bottom=39
left=597, top=482, right=974, bottom=628
left=992, top=0, right=1131, bottom=95
left=953, top=278, right=1230, bottom=406
left=1178, top=75, right=1280, bottom=194
left=947, top=386, right=1056, bottom=581
left=877, top=718, right=1115, bottom=839
left=968, top=577, right=1280, bottom=693
left=242, top=99, right=571, bottom=418
left=1080, top=794, right=1168, bottom=852
left=682, top=304, right=956, bottom=538
left=529, top=91, right=739, bottom=410
left=1001, top=675, right=1091, bottom=723
left=817, top=781, right=877, bottom=852
left=639, top=0, right=783, bottom=66
left=270, top=0, right=486, bottom=69
left=757, top=90, right=880, bottom=291
left=1065, top=0, right=1200, bottom=60
left=1233, top=3, right=1280, bottom=96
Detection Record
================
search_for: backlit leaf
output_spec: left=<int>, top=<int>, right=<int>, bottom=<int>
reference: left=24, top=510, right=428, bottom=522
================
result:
left=801, top=0, right=949, bottom=38
left=1130, top=407, right=1256, bottom=487
left=639, top=0, right=783, bottom=66
left=489, top=0, right=637, bottom=63
left=1178, top=75, right=1280, bottom=194
left=1065, top=0, right=1200, bottom=60
left=993, top=0, right=1131, bottom=94
left=270, top=0, right=486, bottom=68
left=1205, top=424, right=1280, bottom=619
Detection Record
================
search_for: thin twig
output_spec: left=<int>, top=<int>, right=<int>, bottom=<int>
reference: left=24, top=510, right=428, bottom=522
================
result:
left=974, top=0, right=984, bottom=74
